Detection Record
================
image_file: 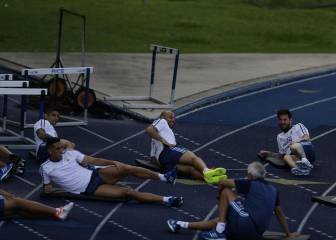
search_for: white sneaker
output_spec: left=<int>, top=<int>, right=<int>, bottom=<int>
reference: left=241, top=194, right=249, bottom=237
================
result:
left=296, top=158, right=314, bottom=170
left=56, top=202, right=74, bottom=220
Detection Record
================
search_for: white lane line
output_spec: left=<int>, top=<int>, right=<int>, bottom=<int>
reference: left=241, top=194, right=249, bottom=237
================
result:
left=90, top=130, right=146, bottom=156
left=192, top=205, right=218, bottom=240
left=77, top=126, right=114, bottom=144
left=12, top=174, right=37, bottom=187
left=297, top=181, right=336, bottom=233
left=89, top=180, right=150, bottom=240
left=178, top=71, right=336, bottom=119
left=13, top=220, right=53, bottom=240
left=193, top=95, right=336, bottom=153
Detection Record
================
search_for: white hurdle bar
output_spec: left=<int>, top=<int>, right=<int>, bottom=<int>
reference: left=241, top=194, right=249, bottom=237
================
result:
left=0, top=81, right=29, bottom=88
left=0, top=88, right=47, bottom=150
left=0, top=74, right=13, bottom=80
left=22, top=67, right=93, bottom=127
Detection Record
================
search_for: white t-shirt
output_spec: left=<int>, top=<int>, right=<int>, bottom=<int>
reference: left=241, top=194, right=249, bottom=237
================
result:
left=150, top=118, right=176, bottom=160
left=40, top=149, right=92, bottom=194
left=277, top=123, right=309, bottom=155
left=33, top=119, right=58, bottom=152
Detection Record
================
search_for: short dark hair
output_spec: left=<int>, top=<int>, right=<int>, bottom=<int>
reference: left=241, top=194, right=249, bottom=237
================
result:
left=45, top=104, right=61, bottom=114
left=46, top=137, right=61, bottom=149
left=277, top=109, right=292, bottom=119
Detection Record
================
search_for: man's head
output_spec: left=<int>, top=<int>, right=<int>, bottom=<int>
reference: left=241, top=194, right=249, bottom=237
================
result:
left=45, top=106, right=60, bottom=126
left=46, top=137, right=63, bottom=161
left=160, top=111, right=175, bottom=128
left=277, top=109, right=292, bottom=132
left=247, top=162, right=266, bottom=179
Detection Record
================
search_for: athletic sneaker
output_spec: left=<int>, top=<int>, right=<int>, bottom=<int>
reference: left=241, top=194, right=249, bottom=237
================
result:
left=167, top=197, right=184, bottom=207
left=291, top=167, right=310, bottom=176
left=164, top=168, right=177, bottom=184
left=56, top=202, right=74, bottom=220
left=296, top=158, right=314, bottom=170
left=204, top=168, right=227, bottom=179
left=204, top=174, right=228, bottom=184
left=0, top=163, right=13, bottom=181
left=201, top=230, right=226, bottom=240
left=167, top=219, right=180, bottom=233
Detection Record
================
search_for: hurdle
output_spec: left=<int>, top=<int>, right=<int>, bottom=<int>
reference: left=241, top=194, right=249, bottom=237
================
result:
left=0, top=74, right=13, bottom=80
left=104, top=44, right=180, bottom=109
left=0, top=86, right=47, bottom=150
left=17, top=67, right=93, bottom=128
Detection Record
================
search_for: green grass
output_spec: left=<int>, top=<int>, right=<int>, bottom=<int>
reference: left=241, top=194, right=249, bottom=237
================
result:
left=1, top=0, right=336, bottom=52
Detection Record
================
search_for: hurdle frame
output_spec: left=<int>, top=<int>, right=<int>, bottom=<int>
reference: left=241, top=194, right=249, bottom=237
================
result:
left=0, top=74, right=13, bottom=80
left=0, top=87, right=47, bottom=150
left=21, top=67, right=93, bottom=128
left=104, top=44, right=180, bottom=109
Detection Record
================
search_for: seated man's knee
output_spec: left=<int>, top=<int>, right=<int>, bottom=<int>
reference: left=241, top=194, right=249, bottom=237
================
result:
left=122, top=188, right=135, bottom=200
left=290, top=142, right=301, bottom=152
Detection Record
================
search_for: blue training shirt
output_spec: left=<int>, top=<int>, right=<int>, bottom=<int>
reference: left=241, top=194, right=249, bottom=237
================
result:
left=235, top=178, right=279, bottom=234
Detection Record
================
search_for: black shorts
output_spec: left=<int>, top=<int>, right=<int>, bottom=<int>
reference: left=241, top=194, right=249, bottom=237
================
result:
left=83, top=169, right=104, bottom=196
left=225, top=199, right=261, bottom=240
left=159, top=145, right=187, bottom=171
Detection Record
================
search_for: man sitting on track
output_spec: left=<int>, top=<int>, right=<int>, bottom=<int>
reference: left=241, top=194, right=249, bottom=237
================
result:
left=258, top=109, right=315, bottom=176
left=40, top=137, right=183, bottom=207
left=34, top=106, right=75, bottom=163
left=0, top=188, right=73, bottom=220
left=167, top=162, right=300, bottom=240
left=146, top=111, right=227, bottom=184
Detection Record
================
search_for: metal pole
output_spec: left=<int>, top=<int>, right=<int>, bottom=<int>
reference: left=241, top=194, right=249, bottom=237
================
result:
left=84, top=67, right=90, bottom=123
left=81, top=16, right=86, bottom=67
left=169, top=50, right=179, bottom=105
left=3, top=95, right=7, bottom=131
left=149, top=46, right=157, bottom=98
left=56, top=8, right=64, bottom=64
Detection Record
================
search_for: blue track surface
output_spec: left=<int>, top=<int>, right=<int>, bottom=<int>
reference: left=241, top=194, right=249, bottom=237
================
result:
left=1, top=71, right=336, bottom=240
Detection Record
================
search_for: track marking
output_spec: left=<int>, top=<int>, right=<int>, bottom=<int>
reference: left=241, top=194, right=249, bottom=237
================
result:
left=77, top=126, right=115, bottom=144
left=192, top=205, right=218, bottom=240
left=12, top=174, right=37, bottom=187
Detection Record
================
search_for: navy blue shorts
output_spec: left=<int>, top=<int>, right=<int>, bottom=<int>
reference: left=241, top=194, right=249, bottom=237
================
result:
left=0, top=195, right=4, bottom=220
left=159, top=145, right=188, bottom=171
left=301, top=141, right=315, bottom=164
left=83, top=169, right=104, bottom=196
left=225, top=199, right=261, bottom=240
left=37, top=144, right=49, bottom=163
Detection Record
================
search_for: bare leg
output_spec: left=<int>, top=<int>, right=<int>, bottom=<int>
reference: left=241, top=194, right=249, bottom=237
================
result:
left=0, top=161, right=5, bottom=168
left=179, top=151, right=207, bottom=174
left=94, top=184, right=163, bottom=203
left=4, top=197, right=56, bottom=219
left=258, top=150, right=282, bottom=159
left=283, top=155, right=299, bottom=169
left=218, top=188, right=238, bottom=222
left=176, top=164, right=203, bottom=180
left=188, top=218, right=218, bottom=230
left=289, top=143, right=306, bottom=159
left=0, top=146, right=11, bottom=158
left=99, top=163, right=160, bottom=184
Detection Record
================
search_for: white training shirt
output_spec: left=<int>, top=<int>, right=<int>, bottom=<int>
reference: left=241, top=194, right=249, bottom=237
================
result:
left=40, top=149, right=92, bottom=194
left=150, top=118, right=176, bottom=160
left=33, top=119, right=58, bottom=152
left=277, top=123, right=309, bottom=155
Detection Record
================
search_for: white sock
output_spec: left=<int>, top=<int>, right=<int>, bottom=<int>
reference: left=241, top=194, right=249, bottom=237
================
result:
left=158, top=173, right=166, bottom=182
left=163, top=196, right=171, bottom=203
left=216, top=222, right=226, bottom=234
left=202, top=168, right=210, bottom=174
left=176, top=221, right=189, bottom=229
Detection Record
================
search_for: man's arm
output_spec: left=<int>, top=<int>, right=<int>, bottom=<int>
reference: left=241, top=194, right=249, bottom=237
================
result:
left=146, top=125, right=174, bottom=147
left=274, top=206, right=300, bottom=237
left=218, top=179, right=236, bottom=190
left=0, top=188, right=13, bottom=198
left=36, top=128, right=54, bottom=141
left=81, top=156, right=117, bottom=166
